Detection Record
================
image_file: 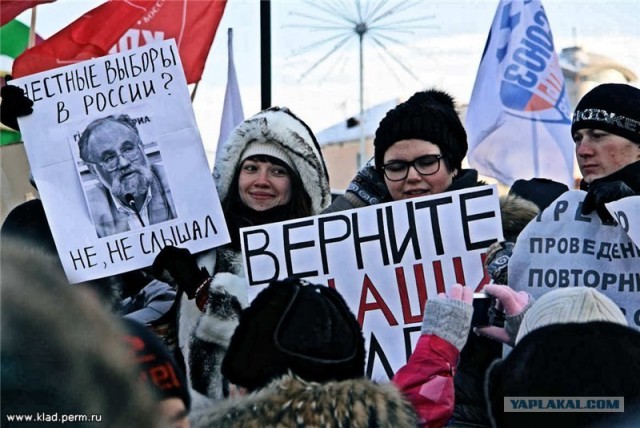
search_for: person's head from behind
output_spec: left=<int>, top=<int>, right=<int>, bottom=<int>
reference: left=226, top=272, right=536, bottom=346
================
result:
left=374, top=88, right=468, bottom=201
left=221, top=278, right=366, bottom=392
left=1, top=244, right=159, bottom=427
left=122, top=319, right=191, bottom=428
left=78, top=114, right=152, bottom=204
left=571, top=83, right=640, bottom=184
left=485, top=287, right=638, bottom=427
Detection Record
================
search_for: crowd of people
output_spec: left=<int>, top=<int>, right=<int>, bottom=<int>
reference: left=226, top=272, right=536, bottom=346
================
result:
left=1, top=77, right=639, bottom=428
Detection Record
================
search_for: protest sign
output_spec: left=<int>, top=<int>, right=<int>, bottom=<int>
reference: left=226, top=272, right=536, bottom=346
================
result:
left=11, top=39, right=229, bottom=284
left=509, top=190, right=640, bottom=329
left=606, top=196, right=640, bottom=248
left=241, top=184, right=503, bottom=381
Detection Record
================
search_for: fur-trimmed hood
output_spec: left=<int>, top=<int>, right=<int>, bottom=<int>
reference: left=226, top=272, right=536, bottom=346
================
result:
left=190, top=373, right=417, bottom=428
left=213, top=107, right=331, bottom=214
left=499, top=194, right=540, bottom=242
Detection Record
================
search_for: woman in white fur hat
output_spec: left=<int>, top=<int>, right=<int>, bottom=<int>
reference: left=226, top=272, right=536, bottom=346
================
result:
left=153, top=106, right=331, bottom=402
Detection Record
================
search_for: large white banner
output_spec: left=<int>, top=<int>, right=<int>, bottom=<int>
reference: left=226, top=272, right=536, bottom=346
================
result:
left=606, top=196, right=640, bottom=248
left=466, top=0, right=574, bottom=187
left=12, top=40, right=229, bottom=283
left=241, top=185, right=503, bottom=381
left=509, top=191, right=640, bottom=329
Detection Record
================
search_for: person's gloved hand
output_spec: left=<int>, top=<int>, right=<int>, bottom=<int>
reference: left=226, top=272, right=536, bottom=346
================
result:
left=152, top=246, right=209, bottom=299
left=346, top=159, right=391, bottom=206
left=581, top=180, right=636, bottom=224
left=421, top=283, right=474, bottom=351
left=474, top=284, right=534, bottom=346
left=1, top=83, right=34, bottom=131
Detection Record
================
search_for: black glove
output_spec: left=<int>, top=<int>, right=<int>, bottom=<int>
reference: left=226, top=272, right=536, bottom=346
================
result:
left=152, top=246, right=210, bottom=299
left=581, top=180, right=636, bottom=224
left=1, top=83, right=34, bottom=131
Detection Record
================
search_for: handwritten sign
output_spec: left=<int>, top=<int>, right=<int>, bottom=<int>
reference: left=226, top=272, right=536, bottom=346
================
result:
left=12, top=40, right=229, bottom=283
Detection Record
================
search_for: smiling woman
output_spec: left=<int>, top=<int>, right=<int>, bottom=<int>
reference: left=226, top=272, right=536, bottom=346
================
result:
left=150, top=106, right=332, bottom=402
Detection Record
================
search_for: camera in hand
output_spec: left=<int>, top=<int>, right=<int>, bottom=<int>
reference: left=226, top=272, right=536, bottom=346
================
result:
left=471, top=293, right=505, bottom=327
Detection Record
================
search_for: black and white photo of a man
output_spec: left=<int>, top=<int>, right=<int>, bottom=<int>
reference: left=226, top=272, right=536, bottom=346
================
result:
left=78, top=114, right=177, bottom=238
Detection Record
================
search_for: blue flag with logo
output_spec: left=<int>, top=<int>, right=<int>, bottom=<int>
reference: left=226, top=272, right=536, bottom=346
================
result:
left=466, top=0, right=574, bottom=187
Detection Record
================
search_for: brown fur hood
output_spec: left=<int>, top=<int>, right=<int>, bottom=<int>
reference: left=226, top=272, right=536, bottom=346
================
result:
left=499, top=194, right=539, bottom=242
left=190, top=373, right=417, bottom=428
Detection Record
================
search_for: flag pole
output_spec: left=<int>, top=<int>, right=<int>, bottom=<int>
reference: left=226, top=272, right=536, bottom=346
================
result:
left=191, top=82, right=200, bottom=103
left=28, top=7, right=38, bottom=48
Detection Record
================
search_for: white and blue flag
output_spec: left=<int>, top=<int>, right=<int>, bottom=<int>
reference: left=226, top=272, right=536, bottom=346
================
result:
left=215, top=28, right=245, bottom=166
left=466, top=0, right=574, bottom=187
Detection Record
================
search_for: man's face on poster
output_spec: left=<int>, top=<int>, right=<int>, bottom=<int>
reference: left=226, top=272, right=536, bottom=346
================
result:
left=85, top=121, right=153, bottom=202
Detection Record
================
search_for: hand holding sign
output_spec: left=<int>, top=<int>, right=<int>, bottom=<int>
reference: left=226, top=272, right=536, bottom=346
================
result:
left=0, top=83, right=33, bottom=130
left=582, top=180, right=636, bottom=224
left=152, top=246, right=209, bottom=299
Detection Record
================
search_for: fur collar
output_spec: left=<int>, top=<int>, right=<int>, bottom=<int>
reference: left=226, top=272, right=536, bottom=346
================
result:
left=190, top=373, right=417, bottom=428
left=213, top=107, right=331, bottom=214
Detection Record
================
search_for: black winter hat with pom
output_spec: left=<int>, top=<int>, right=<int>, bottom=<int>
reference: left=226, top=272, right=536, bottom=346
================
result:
left=374, top=88, right=468, bottom=174
left=221, top=278, right=365, bottom=391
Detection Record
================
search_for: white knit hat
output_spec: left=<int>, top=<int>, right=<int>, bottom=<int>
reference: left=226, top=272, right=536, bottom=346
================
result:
left=516, top=287, right=627, bottom=344
left=239, top=141, right=295, bottom=171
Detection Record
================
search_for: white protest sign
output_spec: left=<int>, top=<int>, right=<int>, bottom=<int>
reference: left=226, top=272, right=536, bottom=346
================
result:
left=12, top=40, right=229, bottom=284
left=241, top=185, right=503, bottom=381
left=607, top=196, right=640, bottom=248
left=509, top=190, right=640, bottom=329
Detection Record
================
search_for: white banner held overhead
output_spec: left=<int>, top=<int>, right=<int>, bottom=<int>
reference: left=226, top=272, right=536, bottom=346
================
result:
left=241, top=185, right=503, bottom=381
left=12, top=39, right=230, bottom=284
left=466, top=0, right=574, bottom=187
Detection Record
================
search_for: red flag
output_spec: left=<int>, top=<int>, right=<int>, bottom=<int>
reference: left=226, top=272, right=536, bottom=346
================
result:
left=0, top=0, right=56, bottom=26
left=13, top=0, right=227, bottom=84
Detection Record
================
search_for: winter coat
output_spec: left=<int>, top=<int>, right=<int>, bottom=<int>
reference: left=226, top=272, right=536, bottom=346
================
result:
left=393, top=334, right=460, bottom=427
left=178, top=107, right=331, bottom=400
left=190, top=373, right=417, bottom=428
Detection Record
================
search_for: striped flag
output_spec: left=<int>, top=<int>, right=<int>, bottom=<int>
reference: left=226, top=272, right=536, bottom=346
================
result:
left=215, top=28, right=244, bottom=165
left=465, top=0, right=574, bottom=187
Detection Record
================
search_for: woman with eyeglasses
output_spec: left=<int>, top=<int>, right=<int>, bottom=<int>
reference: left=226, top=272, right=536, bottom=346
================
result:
left=324, top=89, right=483, bottom=212
left=325, top=89, right=501, bottom=428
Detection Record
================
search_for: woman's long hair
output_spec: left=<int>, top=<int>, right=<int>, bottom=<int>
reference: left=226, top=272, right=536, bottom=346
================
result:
left=222, top=155, right=312, bottom=250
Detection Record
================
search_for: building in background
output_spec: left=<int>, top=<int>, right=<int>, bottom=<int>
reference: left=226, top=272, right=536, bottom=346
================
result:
left=559, top=45, right=638, bottom=108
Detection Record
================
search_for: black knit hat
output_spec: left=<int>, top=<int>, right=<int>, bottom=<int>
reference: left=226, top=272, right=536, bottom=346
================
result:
left=571, top=83, right=640, bottom=144
left=221, top=278, right=365, bottom=391
left=122, top=319, right=191, bottom=410
left=486, top=322, right=640, bottom=427
left=374, top=89, right=468, bottom=174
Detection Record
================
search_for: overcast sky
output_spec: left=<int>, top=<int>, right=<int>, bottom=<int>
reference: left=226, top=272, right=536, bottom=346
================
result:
left=13, top=0, right=640, bottom=163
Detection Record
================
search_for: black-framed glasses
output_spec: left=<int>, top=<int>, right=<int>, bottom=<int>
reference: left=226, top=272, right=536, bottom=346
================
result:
left=91, top=144, right=141, bottom=171
left=382, top=154, right=442, bottom=181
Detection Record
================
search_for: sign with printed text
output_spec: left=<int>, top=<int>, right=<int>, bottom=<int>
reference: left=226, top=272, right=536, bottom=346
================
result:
left=241, top=185, right=503, bottom=381
left=606, top=196, right=640, bottom=248
left=509, top=191, right=640, bottom=328
left=12, top=39, right=229, bottom=283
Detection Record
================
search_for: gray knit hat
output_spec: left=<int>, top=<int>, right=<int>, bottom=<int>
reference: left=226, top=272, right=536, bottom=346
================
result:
left=516, top=287, right=627, bottom=343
